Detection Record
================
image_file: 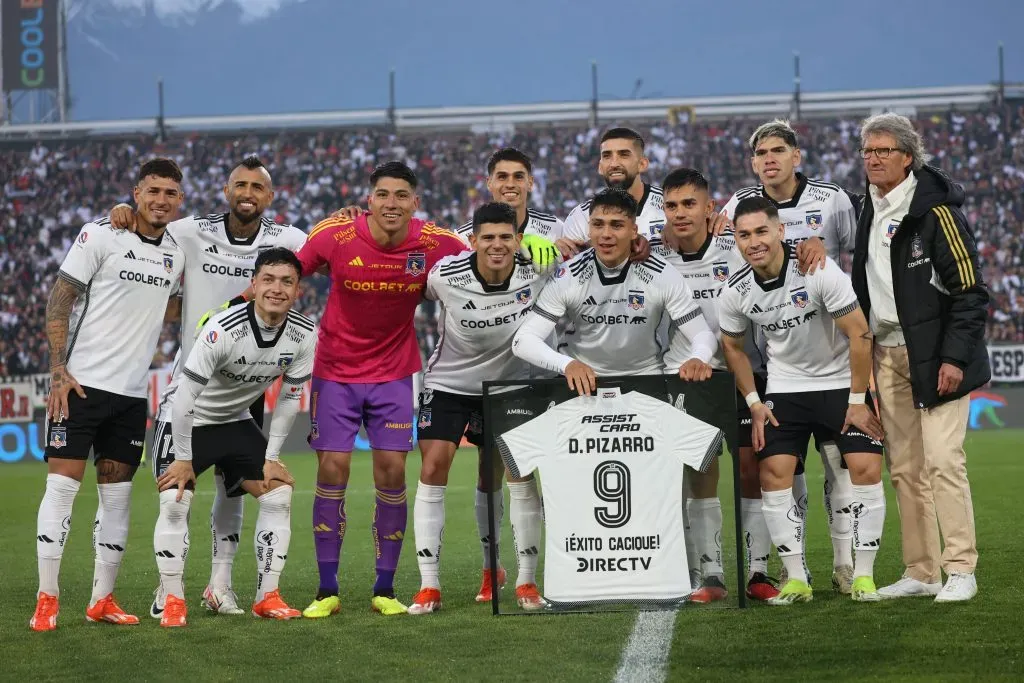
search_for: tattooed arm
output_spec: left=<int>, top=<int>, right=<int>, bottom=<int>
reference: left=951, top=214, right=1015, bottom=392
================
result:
left=46, top=273, right=88, bottom=421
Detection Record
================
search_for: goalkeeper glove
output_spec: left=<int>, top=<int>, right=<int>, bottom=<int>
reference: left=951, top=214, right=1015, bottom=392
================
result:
left=519, top=233, right=560, bottom=274
left=194, top=295, right=247, bottom=336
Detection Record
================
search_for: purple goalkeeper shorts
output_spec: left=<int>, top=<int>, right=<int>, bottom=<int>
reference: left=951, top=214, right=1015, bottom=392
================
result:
left=308, top=376, right=414, bottom=452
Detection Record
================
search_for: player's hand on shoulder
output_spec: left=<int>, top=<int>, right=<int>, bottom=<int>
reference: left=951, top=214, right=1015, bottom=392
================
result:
left=330, top=205, right=364, bottom=221
left=46, top=364, right=86, bottom=422
left=564, top=360, right=597, bottom=396
left=263, top=460, right=295, bottom=488
left=710, top=209, right=732, bottom=236
left=629, top=235, right=651, bottom=262
left=158, top=460, right=196, bottom=502
left=678, top=358, right=713, bottom=382
left=842, top=403, right=885, bottom=442
left=750, top=401, right=778, bottom=453
left=109, top=203, right=137, bottom=232
left=556, top=238, right=585, bottom=260
left=796, top=237, right=827, bottom=275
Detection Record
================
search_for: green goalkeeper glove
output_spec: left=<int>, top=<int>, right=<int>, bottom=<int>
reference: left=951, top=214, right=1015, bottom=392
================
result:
left=194, top=295, right=247, bottom=336
left=519, top=233, right=560, bottom=274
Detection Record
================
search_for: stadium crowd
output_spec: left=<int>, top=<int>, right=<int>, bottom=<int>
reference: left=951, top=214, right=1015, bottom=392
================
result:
left=1, top=101, right=1022, bottom=376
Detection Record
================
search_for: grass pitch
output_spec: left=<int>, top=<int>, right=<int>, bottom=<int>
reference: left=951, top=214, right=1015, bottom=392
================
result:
left=2, top=430, right=1021, bottom=682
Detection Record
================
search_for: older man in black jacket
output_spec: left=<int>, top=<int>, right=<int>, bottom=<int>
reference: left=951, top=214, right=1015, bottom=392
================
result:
left=851, top=113, right=990, bottom=603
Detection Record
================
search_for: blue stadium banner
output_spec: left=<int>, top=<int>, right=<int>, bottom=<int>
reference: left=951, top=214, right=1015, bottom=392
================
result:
left=2, top=0, right=60, bottom=91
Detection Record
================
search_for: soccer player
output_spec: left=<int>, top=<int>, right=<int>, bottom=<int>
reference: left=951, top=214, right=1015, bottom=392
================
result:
left=456, top=147, right=564, bottom=241
left=556, top=127, right=665, bottom=257
left=718, top=197, right=886, bottom=605
left=110, top=156, right=307, bottom=616
left=297, top=162, right=469, bottom=617
left=154, top=247, right=315, bottom=627
left=512, top=188, right=717, bottom=391
left=31, top=158, right=187, bottom=631
left=656, top=168, right=778, bottom=602
left=721, top=119, right=861, bottom=593
left=410, top=202, right=550, bottom=614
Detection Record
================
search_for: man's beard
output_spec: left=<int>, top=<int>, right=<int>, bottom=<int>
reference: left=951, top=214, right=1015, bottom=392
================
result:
left=603, top=172, right=637, bottom=191
left=231, top=205, right=263, bottom=225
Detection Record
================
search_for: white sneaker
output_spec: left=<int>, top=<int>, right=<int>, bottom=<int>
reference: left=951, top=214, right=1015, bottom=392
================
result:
left=877, top=574, right=942, bottom=599
left=149, top=585, right=166, bottom=619
left=202, top=584, right=245, bottom=615
left=934, top=573, right=977, bottom=603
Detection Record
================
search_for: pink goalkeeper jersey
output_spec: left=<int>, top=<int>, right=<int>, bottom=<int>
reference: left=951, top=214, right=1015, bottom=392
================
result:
left=298, top=214, right=466, bottom=383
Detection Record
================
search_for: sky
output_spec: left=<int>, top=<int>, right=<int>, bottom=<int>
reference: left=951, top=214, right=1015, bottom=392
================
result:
left=60, top=0, right=1023, bottom=122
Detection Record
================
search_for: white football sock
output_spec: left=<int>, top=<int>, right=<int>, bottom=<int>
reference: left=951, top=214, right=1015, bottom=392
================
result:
left=508, top=480, right=542, bottom=587
left=741, top=497, right=771, bottom=576
left=254, top=485, right=292, bottom=602
left=761, top=488, right=806, bottom=584
left=821, top=442, right=854, bottom=568
left=687, top=497, right=723, bottom=579
left=791, top=473, right=811, bottom=580
left=90, top=482, right=132, bottom=605
left=414, top=483, right=446, bottom=590
left=36, top=474, right=81, bottom=597
left=474, top=488, right=503, bottom=570
left=852, top=482, right=885, bottom=579
left=154, top=489, right=194, bottom=599
left=209, top=472, right=244, bottom=590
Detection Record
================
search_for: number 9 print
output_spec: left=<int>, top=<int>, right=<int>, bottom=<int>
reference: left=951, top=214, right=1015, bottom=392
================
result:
left=594, top=460, right=632, bottom=528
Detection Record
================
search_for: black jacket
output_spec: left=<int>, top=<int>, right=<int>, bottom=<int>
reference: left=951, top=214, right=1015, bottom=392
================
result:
left=851, top=165, right=990, bottom=409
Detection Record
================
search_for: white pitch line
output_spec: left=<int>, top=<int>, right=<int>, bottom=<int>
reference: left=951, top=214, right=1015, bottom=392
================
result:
left=612, top=610, right=678, bottom=683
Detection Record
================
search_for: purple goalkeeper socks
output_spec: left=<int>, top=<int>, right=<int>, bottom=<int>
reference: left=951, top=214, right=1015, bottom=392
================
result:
left=313, top=483, right=347, bottom=596
left=372, top=486, right=407, bottom=596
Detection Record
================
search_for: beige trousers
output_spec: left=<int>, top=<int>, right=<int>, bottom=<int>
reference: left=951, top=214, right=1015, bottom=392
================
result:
left=873, top=344, right=978, bottom=581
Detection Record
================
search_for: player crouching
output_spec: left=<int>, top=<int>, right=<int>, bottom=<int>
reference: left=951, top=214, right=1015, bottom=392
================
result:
left=153, top=248, right=316, bottom=626
left=719, top=198, right=886, bottom=605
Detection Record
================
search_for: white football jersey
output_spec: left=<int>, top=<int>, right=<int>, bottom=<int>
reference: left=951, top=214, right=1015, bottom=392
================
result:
left=170, top=213, right=307, bottom=362
left=155, top=213, right=306, bottom=421
left=58, top=219, right=185, bottom=398
left=182, top=302, right=316, bottom=425
left=456, top=208, right=564, bottom=241
left=562, top=184, right=665, bottom=243
left=496, top=389, right=722, bottom=603
left=530, top=249, right=703, bottom=376
left=718, top=249, right=859, bottom=394
left=652, top=233, right=747, bottom=371
left=424, top=253, right=549, bottom=395
left=722, top=173, right=857, bottom=260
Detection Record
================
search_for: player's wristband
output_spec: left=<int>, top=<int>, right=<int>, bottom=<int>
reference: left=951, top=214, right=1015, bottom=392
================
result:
left=848, top=392, right=866, bottom=405
left=744, top=392, right=761, bottom=408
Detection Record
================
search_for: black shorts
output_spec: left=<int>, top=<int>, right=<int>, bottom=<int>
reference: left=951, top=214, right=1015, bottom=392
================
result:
left=734, top=373, right=769, bottom=451
left=189, top=419, right=268, bottom=497
left=417, top=389, right=485, bottom=446
left=152, top=393, right=266, bottom=479
left=44, top=386, right=146, bottom=467
left=416, top=387, right=555, bottom=447
left=758, top=388, right=884, bottom=461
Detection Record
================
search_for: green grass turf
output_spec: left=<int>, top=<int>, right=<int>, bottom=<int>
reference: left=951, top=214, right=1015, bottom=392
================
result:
left=1, top=430, right=1021, bottom=682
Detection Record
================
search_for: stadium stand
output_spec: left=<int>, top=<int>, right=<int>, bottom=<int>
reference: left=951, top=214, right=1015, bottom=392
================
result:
left=1, top=102, right=1021, bottom=375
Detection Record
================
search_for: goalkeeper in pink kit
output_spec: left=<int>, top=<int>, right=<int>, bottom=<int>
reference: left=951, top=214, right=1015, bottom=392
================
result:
left=298, top=162, right=558, bottom=616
